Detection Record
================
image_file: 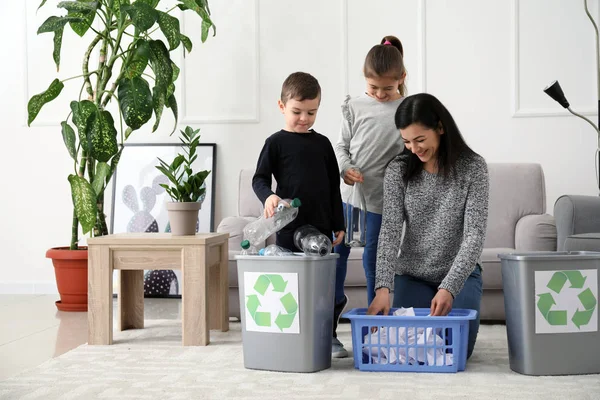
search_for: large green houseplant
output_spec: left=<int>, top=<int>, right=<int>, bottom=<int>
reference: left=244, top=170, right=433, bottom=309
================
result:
left=28, top=0, right=215, bottom=311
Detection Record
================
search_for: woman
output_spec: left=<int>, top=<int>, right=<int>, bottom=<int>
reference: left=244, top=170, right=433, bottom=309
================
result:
left=367, top=93, right=489, bottom=358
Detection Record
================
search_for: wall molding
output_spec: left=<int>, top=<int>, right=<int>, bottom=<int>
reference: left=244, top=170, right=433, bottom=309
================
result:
left=341, top=0, right=427, bottom=97
left=181, top=0, right=260, bottom=124
left=511, top=0, right=597, bottom=118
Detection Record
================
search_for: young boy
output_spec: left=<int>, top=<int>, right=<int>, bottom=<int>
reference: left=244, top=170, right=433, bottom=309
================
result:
left=252, top=72, right=347, bottom=356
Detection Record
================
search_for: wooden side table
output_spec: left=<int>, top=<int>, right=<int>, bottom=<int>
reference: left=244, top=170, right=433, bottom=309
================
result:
left=87, top=233, right=229, bottom=346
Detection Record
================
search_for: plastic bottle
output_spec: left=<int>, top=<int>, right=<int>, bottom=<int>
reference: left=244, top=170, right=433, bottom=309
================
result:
left=345, top=178, right=367, bottom=247
left=293, top=224, right=332, bottom=257
left=258, top=244, right=293, bottom=256
left=243, top=198, right=302, bottom=247
left=240, top=239, right=258, bottom=255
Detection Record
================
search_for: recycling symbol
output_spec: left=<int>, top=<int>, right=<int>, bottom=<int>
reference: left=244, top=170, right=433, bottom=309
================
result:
left=246, top=274, right=298, bottom=331
left=537, top=270, right=597, bottom=328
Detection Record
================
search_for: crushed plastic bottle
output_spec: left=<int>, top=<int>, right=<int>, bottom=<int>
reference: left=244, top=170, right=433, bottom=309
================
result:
left=243, top=198, right=301, bottom=247
left=258, top=244, right=293, bottom=256
left=345, top=174, right=367, bottom=247
left=240, top=239, right=258, bottom=255
left=293, top=224, right=332, bottom=257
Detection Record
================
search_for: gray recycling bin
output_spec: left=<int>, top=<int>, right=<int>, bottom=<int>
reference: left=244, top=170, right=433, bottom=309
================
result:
left=499, top=251, right=600, bottom=375
left=236, top=253, right=339, bottom=373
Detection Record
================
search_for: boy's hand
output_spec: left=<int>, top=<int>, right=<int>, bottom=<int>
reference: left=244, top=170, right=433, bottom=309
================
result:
left=343, top=168, right=364, bottom=186
left=332, top=230, right=345, bottom=246
left=264, top=194, right=282, bottom=218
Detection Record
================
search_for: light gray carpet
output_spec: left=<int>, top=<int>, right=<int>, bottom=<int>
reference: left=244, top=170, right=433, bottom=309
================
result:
left=0, top=321, right=598, bottom=400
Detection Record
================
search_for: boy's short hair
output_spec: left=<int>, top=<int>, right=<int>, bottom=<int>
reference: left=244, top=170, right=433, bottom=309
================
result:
left=280, top=72, right=321, bottom=104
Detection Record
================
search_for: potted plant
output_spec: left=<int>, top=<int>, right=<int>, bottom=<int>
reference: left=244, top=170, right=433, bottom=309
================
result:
left=27, top=0, right=215, bottom=311
left=155, top=126, right=211, bottom=235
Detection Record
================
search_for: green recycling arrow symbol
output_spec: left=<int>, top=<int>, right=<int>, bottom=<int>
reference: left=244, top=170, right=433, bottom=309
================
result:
left=537, top=271, right=597, bottom=328
left=246, top=274, right=298, bottom=331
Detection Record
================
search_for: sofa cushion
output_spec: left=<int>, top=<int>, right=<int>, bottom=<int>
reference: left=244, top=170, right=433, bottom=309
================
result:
left=565, top=233, right=600, bottom=252
left=481, top=247, right=514, bottom=290
left=238, top=169, right=277, bottom=217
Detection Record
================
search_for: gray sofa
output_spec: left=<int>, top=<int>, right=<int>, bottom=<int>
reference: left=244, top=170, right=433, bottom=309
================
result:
left=554, top=194, right=600, bottom=251
left=218, top=164, right=557, bottom=321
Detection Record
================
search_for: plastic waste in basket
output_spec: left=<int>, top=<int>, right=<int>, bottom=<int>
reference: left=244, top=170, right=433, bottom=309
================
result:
left=236, top=253, right=339, bottom=373
left=498, top=251, right=600, bottom=375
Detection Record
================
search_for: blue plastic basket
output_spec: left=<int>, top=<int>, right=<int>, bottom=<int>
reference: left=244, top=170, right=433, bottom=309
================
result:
left=342, top=308, right=477, bottom=373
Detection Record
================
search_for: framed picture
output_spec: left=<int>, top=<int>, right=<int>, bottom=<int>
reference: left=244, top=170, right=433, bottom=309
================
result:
left=110, top=142, right=216, bottom=297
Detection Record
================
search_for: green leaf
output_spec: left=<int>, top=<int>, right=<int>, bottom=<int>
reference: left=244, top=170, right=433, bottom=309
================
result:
left=180, top=33, right=192, bottom=54
left=70, top=100, right=97, bottom=147
left=92, top=162, right=110, bottom=196
left=201, top=19, right=210, bottom=43
left=166, top=94, right=178, bottom=135
left=148, top=40, right=173, bottom=90
left=172, top=63, right=180, bottom=82
left=27, top=79, right=64, bottom=126
left=124, top=40, right=150, bottom=79
left=61, top=121, right=77, bottom=160
left=52, top=27, right=64, bottom=71
left=68, top=174, right=97, bottom=234
left=152, top=83, right=167, bottom=132
left=137, top=0, right=160, bottom=7
left=157, top=11, right=180, bottom=50
left=112, top=0, right=131, bottom=26
left=107, top=147, right=123, bottom=182
left=89, top=110, right=119, bottom=162
left=68, top=0, right=97, bottom=37
left=37, top=0, right=48, bottom=11
left=58, top=1, right=98, bottom=12
left=117, top=76, right=153, bottom=130
left=37, top=16, right=81, bottom=34
left=125, top=1, right=158, bottom=32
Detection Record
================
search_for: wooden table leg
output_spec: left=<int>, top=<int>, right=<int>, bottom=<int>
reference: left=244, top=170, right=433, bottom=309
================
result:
left=209, top=241, right=229, bottom=332
left=88, top=244, right=113, bottom=345
left=182, top=245, right=208, bottom=346
left=118, top=270, right=144, bottom=331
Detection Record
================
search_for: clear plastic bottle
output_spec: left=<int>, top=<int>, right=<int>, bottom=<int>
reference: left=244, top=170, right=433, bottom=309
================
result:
left=345, top=178, right=367, bottom=247
left=240, top=239, right=258, bottom=255
left=243, top=198, right=301, bottom=247
left=258, top=244, right=293, bottom=256
left=293, top=224, right=332, bottom=257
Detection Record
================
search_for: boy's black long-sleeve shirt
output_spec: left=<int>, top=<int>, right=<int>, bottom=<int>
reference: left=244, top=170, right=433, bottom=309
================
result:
left=252, top=129, right=345, bottom=238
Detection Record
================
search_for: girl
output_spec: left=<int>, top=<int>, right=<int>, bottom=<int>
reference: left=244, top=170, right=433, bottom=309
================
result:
left=368, top=93, right=489, bottom=359
left=332, top=35, right=407, bottom=358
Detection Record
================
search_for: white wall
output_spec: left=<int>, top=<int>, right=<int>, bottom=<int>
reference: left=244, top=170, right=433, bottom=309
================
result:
left=1, top=0, right=599, bottom=293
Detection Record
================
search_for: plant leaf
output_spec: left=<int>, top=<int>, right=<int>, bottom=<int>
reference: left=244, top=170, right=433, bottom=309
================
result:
left=180, top=33, right=192, bottom=54
left=117, top=76, right=153, bottom=130
left=58, top=1, right=98, bottom=12
left=165, top=94, right=178, bottom=135
left=107, top=147, right=123, bottom=182
left=70, top=100, right=97, bottom=148
left=125, top=1, right=157, bottom=32
left=27, top=79, right=64, bottom=126
left=157, top=11, right=180, bottom=50
left=52, top=27, right=64, bottom=71
left=148, top=40, right=173, bottom=90
left=124, top=40, right=150, bottom=79
left=37, top=16, right=81, bottom=34
left=68, top=174, right=97, bottom=234
left=112, top=0, right=131, bottom=26
left=61, top=121, right=77, bottom=160
left=201, top=19, right=210, bottom=43
left=68, top=0, right=97, bottom=37
left=171, top=63, right=180, bottom=82
left=137, top=0, right=160, bottom=7
left=92, top=162, right=110, bottom=196
left=152, top=83, right=166, bottom=132
left=89, top=110, right=119, bottom=162
left=37, top=0, right=48, bottom=11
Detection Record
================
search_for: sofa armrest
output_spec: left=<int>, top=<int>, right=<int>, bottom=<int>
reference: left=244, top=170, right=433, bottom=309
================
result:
left=554, top=195, right=600, bottom=251
left=217, top=216, right=259, bottom=252
left=515, top=214, right=557, bottom=251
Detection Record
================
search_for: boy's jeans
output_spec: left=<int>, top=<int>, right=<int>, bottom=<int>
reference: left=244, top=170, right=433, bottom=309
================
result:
left=333, top=203, right=383, bottom=307
left=392, top=265, right=483, bottom=359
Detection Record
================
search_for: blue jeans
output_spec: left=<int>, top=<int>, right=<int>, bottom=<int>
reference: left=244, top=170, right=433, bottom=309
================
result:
left=392, top=265, right=483, bottom=359
left=334, top=203, right=383, bottom=307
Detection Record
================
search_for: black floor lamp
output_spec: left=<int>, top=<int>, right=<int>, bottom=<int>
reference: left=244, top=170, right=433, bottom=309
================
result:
left=543, top=0, right=600, bottom=194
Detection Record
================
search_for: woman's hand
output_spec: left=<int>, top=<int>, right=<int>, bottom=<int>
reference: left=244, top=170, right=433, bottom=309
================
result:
left=343, top=168, right=364, bottom=186
left=367, top=288, right=391, bottom=316
left=430, top=289, right=453, bottom=316
left=264, top=194, right=282, bottom=218
left=332, top=231, right=345, bottom=246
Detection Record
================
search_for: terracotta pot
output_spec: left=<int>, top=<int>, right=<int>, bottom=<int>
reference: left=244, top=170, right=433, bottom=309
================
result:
left=166, top=202, right=201, bottom=235
left=46, top=247, right=88, bottom=312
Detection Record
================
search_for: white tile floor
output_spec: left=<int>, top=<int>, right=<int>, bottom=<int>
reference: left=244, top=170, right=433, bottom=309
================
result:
left=0, top=295, right=183, bottom=380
